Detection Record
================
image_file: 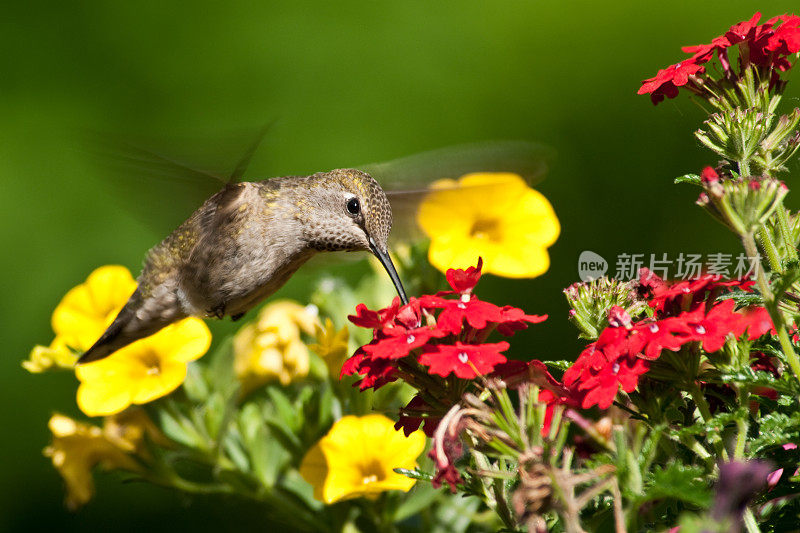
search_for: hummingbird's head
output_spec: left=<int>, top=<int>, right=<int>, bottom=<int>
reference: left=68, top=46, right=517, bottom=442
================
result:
left=301, top=169, right=408, bottom=304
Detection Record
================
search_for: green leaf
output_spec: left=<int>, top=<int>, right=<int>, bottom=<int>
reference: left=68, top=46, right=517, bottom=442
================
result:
left=155, top=408, right=203, bottom=448
left=267, top=386, right=302, bottom=433
left=544, top=360, right=572, bottom=371
left=182, top=361, right=209, bottom=401
left=641, top=463, right=712, bottom=509
left=716, top=291, right=764, bottom=307
left=392, top=483, right=440, bottom=523
left=239, top=402, right=289, bottom=488
left=394, top=467, right=434, bottom=482
left=675, top=173, right=701, bottom=186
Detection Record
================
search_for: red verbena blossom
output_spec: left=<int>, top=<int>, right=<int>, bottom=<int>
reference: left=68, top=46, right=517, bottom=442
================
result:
left=343, top=258, right=546, bottom=389
left=343, top=258, right=548, bottom=436
left=563, top=270, right=774, bottom=409
left=638, top=12, right=800, bottom=104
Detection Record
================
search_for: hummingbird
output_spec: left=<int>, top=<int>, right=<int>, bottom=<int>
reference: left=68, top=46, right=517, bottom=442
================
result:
left=77, top=167, right=407, bottom=364
left=77, top=135, right=549, bottom=364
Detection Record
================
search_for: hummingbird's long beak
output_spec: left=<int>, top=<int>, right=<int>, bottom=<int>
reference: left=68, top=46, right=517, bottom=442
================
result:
left=369, top=237, right=409, bottom=305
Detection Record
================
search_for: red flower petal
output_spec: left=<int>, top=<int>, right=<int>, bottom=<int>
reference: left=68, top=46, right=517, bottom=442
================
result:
left=419, top=341, right=509, bottom=379
left=445, top=257, right=483, bottom=294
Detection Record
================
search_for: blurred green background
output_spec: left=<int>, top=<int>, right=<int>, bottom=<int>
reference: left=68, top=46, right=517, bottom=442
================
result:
left=2, top=1, right=798, bottom=531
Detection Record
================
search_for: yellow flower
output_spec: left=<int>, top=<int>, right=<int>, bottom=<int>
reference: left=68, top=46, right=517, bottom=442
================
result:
left=23, top=337, right=77, bottom=373
left=44, top=414, right=140, bottom=510
left=52, top=265, right=138, bottom=352
left=75, top=318, right=211, bottom=416
left=25, top=265, right=137, bottom=373
left=234, top=300, right=319, bottom=390
left=416, top=172, right=560, bottom=278
left=299, top=414, right=426, bottom=504
left=309, top=318, right=350, bottom=377
left=103, top=407, right=172, bottom=452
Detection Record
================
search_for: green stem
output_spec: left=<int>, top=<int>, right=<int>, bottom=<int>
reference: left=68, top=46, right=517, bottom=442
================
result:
left=758, top=226, right=782, bottom=273
left=742, top=233, right=800, bottom=382
left=739, top=159, right=751, bottom=178
left=743, top=507, right=761, bottom=533
left=492, top=476, right=517, bottom=531
left=687, top=384, right=729, bottom=461
left=776, top=205, right=798, bottom=263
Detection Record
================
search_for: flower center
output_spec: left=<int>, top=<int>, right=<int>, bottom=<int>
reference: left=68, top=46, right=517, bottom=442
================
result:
left=406, top=334, right=416, bottom=344
left=360, top=459, right=386, bottom=485
left=139, top=350, right=162, bottom=376
left=469, top=218, right=502, bottom=241
left=695, top=325, right=706, bottom=335
left=458, top=351, right=469, bottom=363
left=649, top=324, right=659, bottom=333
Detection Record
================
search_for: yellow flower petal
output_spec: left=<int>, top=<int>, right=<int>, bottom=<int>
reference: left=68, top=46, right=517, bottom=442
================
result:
left=299, top=414, right=426, bottom=504
left=416, top=172, right=559, bottom=279
left=234, top=300, right=319, bottom=392
left=51, top=266, right=136, bottom=351
left=44, top=414, right=140, bottom=509
left=75, top=318, right=211, bottom=417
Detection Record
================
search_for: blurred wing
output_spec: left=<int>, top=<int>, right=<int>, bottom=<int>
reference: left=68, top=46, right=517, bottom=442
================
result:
left=83, top=128, right=273, bottom=234
left=360, top=140, right=553, bottom=242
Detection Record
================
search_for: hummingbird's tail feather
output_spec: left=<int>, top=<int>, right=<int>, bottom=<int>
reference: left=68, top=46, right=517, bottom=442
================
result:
left=77, top=288, right=185, bottom=364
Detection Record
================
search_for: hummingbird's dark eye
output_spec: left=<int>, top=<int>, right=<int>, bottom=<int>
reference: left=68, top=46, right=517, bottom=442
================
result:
left=346, top=197, right=361, bottom=216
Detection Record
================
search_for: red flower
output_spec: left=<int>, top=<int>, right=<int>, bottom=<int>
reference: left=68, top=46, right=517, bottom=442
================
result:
left=443, top=257, right=483, bottom=295
left=724, top=12, right=765, bottom=45
left=363, top=327, right=442, bottom=359
left=348, top=298, right=401, bottom=329
left=636, top=317, right=691, bottom=359
left=340, top=348, right=398, bottom=390
left=682, top=35, right=731, bottom=63
left=638, top=60, right=704, bottom=104
left=733, top=306, right=775, bottom=340
left=679, top=299, right=742, bottom=352
left=701, top=166, right=720, bottom=183
left=420, top=294, right=546, bottom=336
left=564, top=345, right=650, bottom=410
left=766, top=15, right=800, bottom=55
left=395, top=395, right=441, bottom=437
left=642, top=270, right=753, bottom=315
left=419, top=341, right=509, bottom=379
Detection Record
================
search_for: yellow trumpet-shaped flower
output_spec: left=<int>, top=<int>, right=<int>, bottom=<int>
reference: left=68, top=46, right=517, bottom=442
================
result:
left=234, top=300, right=320, bottom=390
left=23, top=337, right=76, bottom=373
left=417, top=173, right=560, bottom=278
left=44, top=413, right=140, bottom=510
left=52, top=265, right=138, bottom=351
left=299, top=414, right=426, bottom=504
left=76, top=318, right=211, bottom=416
left=309, top=318, right=350, bottom=377
left=25, top=265, right=137, bottom=373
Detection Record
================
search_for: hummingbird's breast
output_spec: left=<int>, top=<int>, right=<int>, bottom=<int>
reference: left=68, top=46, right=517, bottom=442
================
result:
left=176, top=181, right=315, bottom=318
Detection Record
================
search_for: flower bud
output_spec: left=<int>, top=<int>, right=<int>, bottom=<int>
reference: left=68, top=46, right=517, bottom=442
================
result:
left=697, top=171, right=788, bottom=236
left=564, top=278, right=647, bottom=340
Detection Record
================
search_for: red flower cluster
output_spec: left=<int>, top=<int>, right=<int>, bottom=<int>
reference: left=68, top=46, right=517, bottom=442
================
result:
left=564, top=270, right=773, bottom=409
left=638, top=12, right=800, bottom=104
left=342, top=258, right=547, bottom=436
left=343, top=258, right=546, bottom=388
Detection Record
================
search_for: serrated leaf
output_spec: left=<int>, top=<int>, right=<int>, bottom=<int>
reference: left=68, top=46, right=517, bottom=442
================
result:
left=394, top=467, right=434, bottom=482
left=544, top=360, right=572, bottom=371
left=675, top=173, right=702, bottom=186
left=641, top=463, right=711, bottom=508
left=716, top=291, right=764, bottom=307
